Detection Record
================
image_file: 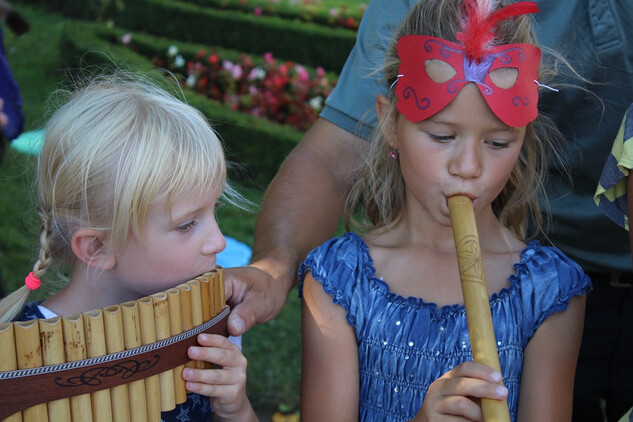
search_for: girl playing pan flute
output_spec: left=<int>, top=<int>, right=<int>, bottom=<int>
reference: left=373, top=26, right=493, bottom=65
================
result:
left=299, top=0, right=591, bottom=421
left=0, top=72, right=259, bottom=422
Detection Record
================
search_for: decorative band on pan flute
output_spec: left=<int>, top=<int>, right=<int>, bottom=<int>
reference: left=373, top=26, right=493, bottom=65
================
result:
left=0, top=267, right=229, bottom=422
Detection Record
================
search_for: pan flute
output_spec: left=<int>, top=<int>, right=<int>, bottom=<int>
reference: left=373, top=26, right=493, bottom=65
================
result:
left=0, top=268, right=229, bottom=422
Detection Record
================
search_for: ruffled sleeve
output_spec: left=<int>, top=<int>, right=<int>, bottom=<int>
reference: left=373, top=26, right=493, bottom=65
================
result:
left=515, top=242, right=592, bottom=338
left=299, top=233, right=372, bottom=327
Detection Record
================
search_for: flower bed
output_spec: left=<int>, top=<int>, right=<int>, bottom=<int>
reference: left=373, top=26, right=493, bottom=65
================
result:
left=127, top=37, right=338, bottom=131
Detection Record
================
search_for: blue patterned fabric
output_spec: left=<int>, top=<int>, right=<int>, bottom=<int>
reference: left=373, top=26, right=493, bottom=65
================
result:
left=299, top=232, right=592, bottom=422
left=14, top=301, right=213, bottom=421
left=595, top=103, right=633, bottom=231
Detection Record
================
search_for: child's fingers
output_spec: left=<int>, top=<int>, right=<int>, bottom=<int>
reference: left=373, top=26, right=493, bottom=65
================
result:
left=442, top=375, right=508, bottom=401
left=435, top=395, right=483, bottom=421
left=182, top=367, right=245, bottom=397
left=182, top=366, right=245, bottom=386
left=187, top=334, right=245, bottom=368
left=449, top=361, right=504, bottom=385
left=418, top=362, right=508, bottom=420
left=440, top=363, right=508, bottom=401
left=187, top=380, right=246, bottom=411
left=195, top=333, right=239, bottom=349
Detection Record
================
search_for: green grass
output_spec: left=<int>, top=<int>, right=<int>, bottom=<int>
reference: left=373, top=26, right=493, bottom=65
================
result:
left=0, top=4, right=305, bottom=419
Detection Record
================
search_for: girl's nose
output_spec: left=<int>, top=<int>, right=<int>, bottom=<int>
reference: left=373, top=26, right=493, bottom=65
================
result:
left=448, top=140, right=482, bottom=179
left=203, top=218, right=226, bottom=256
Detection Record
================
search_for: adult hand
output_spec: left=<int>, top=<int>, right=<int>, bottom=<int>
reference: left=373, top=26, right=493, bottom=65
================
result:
left=223, top=258, right=296, bottom=336
left=221, top=119, right=365, bottom=336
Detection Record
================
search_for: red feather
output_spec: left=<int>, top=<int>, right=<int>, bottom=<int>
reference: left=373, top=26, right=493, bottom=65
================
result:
left=457, top=0, right=539, bottom=61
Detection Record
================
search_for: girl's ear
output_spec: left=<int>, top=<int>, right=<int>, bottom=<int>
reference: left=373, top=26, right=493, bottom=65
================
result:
left=71, top=229, right=115, bottom=270
left=376, top=94, right=398, bottom=146
left=376, top=94, right=390, bottom=125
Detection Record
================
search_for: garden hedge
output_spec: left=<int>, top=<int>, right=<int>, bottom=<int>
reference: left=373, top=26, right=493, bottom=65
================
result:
left=179, top=0, right=364, bottom=30
left=16, top=0, right=357, bottom=73
left=59, top=20, right=304, bottom=186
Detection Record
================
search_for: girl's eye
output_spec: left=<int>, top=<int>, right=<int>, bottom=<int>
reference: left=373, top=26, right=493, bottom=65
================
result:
left=428, top=133, right=454, bottom=142
left=486, top=140, right=509, bottom=149
left=177, top=220, right=198, bottom=233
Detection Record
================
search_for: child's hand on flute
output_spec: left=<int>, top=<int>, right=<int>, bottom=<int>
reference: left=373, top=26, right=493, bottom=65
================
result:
left=413, top=361, right=509, bottom=422
left=184, top=334, right=259, bottom=422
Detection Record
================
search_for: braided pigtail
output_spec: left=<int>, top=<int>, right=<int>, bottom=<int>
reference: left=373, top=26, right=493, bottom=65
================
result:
left=0, top=210, right=53, bottom=323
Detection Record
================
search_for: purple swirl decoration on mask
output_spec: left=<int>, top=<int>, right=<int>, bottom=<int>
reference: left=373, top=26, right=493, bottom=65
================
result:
left=446, top=79, right=493, bottom=95
left=424, top=38, right=462, bottom=59
left=495, top=46, right=527, bottom=64
left=513, top=96, right=530, bottom=106
left=403, top=86, right=430, bottom=110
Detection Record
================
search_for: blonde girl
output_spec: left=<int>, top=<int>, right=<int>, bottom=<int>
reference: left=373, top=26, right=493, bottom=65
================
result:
left=0, top=73, right=258, bottom=422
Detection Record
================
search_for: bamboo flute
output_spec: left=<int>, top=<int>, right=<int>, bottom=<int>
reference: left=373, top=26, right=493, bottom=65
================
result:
left=103, top=305, right=130, bottom=422
left=62, top=313, right=93, bottom=422
left=39, top=317, right=71, bottom=421
left=197, top=275, right=213, bottom=369
left=137, top=296, right=162, bottom=421
left=0, top=323, right=22, bottom=422
left=166, top=288, right=188, bottom=404
left=121, top=300, right=149, bottom=422
left=14, top=320, right=48, bottom=422
left=83, top=309, right=113, bottom=422
left=151, top=293, right=176, bottom=412
left=187, top=280, right=205, bottom=369
left=447, top=195, right=510, bottom=422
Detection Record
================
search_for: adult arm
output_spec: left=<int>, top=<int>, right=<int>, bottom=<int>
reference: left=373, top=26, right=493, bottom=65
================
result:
left=516, top=294, right=586, bottom=421
left=222, top=0, right=414, bottom=336
left=300, top=271, right=360, bottom=421
left=224, top=119, right=365, bottom=335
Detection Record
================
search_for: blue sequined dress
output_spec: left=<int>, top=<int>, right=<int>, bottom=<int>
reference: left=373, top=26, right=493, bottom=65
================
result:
left=299, top=232, right=592, bottom=422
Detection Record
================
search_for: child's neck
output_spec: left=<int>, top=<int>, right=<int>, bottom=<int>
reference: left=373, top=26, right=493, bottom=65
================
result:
left=364, top=208, right=524, bottom=308
left=41, top=264, right=129, bottom=316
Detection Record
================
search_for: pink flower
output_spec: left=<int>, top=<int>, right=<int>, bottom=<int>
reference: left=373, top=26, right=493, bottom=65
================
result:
left=329, top=8, right=339, bottom=18
left=295, top=65, right=309, bottom=82
left=231, top=64, right=243, bottom=79
left=223, top=60, right=234, bottom=71
left=264, top=52, right=275, bottom=64
left=254, top=6, right=262, bottom=16
left=248, top=67, right=266, bottom=80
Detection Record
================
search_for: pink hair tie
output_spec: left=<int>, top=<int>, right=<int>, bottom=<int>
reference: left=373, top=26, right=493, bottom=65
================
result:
left=25, top=272, right=41, bottom=290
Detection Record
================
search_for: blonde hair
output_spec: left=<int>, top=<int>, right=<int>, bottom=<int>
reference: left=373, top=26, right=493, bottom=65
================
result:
left=0, top=72, right=244, bottom=323
left=345, top=0, right=564, bottom=240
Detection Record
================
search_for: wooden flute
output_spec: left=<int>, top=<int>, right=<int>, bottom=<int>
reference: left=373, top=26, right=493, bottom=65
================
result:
left=448, top=195, right=510, bottom=422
